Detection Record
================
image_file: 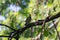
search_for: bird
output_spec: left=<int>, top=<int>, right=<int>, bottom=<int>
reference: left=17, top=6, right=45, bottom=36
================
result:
left=53, top=6, right=57, bottom=12
left=25, top=14, right=31, bottom=26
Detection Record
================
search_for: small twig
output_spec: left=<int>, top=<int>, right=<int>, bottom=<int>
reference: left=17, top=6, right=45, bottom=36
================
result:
left=0, top=24, right=16, bottom=31
left=40, top=18, right=46, bottom=40
left=40, top=13, right=51, bottom=40
left=52, top=20, right=60, bottom=40
left=0, top=36, right=9, bottom=37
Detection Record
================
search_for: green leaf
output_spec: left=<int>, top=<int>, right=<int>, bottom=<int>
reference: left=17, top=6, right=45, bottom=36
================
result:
left=44, top=29, right=49, bottom=37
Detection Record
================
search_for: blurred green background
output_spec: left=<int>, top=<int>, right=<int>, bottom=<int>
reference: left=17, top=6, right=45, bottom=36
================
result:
left=0, top=0, right=60, bottom=40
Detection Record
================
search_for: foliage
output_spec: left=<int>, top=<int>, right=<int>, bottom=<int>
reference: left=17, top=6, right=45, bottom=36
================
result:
left=0, top=0, right=60, bottom=40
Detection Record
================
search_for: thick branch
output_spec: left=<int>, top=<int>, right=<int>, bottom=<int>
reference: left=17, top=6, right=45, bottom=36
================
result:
left=21, top=12, right=60, bottom=33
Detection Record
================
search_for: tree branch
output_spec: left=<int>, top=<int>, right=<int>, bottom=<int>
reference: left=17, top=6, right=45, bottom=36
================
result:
left=0, top=36, right=9, bottom=37
left=21, top=12, right=60, bottom=33
left=0, top=24, right=16, bottom=31
left=0, top=35, right=15, bottom=38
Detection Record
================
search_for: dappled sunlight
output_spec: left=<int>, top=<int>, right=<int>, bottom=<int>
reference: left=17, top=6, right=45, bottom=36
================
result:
left=0, top=0, right=60, bottom=40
